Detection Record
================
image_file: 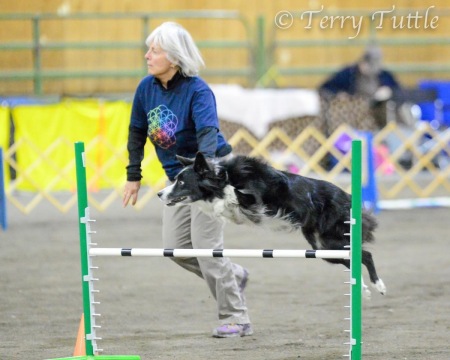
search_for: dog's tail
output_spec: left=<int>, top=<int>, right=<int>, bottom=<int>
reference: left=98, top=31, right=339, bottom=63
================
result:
left=362, top=210, right=378, bottom=243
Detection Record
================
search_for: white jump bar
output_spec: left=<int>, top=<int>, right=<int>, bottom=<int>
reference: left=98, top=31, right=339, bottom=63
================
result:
left=88, top=248, right=350, bottom=259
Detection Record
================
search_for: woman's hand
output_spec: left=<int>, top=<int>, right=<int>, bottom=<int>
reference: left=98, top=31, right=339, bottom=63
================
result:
left=123, top=181, right=141, bottom=207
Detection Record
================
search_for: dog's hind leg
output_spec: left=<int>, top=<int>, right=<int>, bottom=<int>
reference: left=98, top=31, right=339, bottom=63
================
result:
left=362, top=250, right=386, bottom=295
left=315, top=234, right=382, bottom=298
left=318, top=257, right=371, bottom=299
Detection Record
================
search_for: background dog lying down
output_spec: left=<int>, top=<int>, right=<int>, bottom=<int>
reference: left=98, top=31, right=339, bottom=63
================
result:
left=158, top=152, right=386, bottom=297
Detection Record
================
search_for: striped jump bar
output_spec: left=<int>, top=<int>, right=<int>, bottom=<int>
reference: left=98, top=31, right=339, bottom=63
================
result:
left=89, top=248, right=350, bottom=259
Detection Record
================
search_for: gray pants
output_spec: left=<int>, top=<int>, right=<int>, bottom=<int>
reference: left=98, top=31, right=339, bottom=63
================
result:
left=162, top=203, right=250, bottom=325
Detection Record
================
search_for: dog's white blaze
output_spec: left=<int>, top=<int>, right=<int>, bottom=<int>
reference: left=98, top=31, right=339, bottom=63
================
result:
left=158, top=183, right=175, bottom=202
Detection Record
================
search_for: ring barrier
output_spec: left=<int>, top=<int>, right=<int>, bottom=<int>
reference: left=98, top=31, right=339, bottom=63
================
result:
left=3, top=120, right=449, bottom=214
left=47, top=141, right=364, bottom=360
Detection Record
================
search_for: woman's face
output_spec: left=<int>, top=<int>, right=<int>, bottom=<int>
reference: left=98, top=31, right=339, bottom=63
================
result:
left=145, top=42, right=175, bottom=79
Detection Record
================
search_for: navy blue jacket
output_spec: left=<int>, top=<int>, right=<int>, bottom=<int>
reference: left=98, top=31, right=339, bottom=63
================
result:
left=127, top=72, right=231, bottom=181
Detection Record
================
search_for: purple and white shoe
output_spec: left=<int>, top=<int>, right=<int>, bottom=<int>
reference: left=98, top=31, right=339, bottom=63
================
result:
left=212, top=323, right=253, bottom=338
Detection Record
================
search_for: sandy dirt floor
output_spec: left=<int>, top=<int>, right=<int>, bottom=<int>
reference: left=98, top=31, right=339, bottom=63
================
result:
left=1, top=197, right=449, bottom=360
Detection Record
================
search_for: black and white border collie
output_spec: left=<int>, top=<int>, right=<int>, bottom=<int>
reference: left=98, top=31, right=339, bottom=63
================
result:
left=158, top=152, right=386, bottom=297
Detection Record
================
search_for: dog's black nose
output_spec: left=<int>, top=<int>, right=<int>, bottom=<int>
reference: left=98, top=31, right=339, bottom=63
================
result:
left=157, top=191, right=163, bottom=198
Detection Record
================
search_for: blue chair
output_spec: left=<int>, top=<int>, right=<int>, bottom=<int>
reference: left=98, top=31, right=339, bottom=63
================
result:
left=418, top=80, right=450, bottom=128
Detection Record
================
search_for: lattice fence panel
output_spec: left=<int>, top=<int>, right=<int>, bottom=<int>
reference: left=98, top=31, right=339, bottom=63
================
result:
left=3, top=123, right=449, bottom=213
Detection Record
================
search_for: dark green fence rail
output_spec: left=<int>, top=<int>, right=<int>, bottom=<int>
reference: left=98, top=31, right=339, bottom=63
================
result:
left=1, top=9, right=450, bottom=94
left=0, top=11, right=255, bottom=94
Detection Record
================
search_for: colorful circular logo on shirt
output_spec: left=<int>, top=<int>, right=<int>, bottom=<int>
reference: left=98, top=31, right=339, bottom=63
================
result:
left=147, top=105, right=178, bottom=149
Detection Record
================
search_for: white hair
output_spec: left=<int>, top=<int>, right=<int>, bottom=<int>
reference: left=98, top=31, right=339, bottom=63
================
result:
left=145, top=22, right=205, bottom=77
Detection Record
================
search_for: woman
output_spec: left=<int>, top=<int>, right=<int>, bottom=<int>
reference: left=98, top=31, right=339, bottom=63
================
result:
left=122, top=22, right=252, bottom=338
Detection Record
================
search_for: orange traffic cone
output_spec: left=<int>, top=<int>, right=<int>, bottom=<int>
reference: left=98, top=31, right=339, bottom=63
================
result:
left=73, top=314, right=86, bottom=356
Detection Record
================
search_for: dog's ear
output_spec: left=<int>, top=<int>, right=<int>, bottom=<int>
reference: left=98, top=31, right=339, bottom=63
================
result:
left=176, top=155, right=195, bottom=167
left=193, top=152, right=212, bottom=176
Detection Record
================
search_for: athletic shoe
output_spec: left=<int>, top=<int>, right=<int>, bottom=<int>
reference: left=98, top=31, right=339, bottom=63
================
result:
left=212, top=323, right=253, bottom=338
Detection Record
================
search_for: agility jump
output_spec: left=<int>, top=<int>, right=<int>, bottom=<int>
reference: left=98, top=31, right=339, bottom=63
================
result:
left=48, top=141, right=364, bottom=360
